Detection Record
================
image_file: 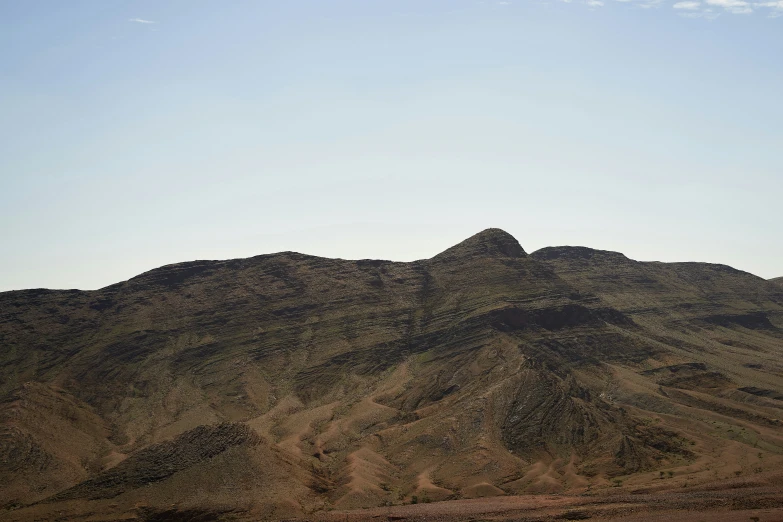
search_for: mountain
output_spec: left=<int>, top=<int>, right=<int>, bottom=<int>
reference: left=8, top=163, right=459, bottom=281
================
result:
left=2, top=229, right=783, bottom=521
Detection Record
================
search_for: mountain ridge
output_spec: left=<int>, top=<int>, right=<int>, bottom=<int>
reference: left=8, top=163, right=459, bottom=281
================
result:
left=7, top=229, right=776, bottom=296
left=2, top=229, right=783, bottom=521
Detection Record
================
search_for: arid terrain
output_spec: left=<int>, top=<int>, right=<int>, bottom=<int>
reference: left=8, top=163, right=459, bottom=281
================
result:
left=2, top=229, right=783, bottom=521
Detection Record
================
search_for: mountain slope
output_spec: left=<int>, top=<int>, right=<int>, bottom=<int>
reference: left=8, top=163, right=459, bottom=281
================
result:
left=2, top=230, right=783, bottom=521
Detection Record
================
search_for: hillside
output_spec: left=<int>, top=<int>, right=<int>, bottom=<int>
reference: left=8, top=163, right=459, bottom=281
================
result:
left=2, top=229, right=783, bottom=521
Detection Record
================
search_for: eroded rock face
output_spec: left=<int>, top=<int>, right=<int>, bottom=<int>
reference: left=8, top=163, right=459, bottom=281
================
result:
left=1, top=229, right=783, bottom=520
left=49, top=423, right=260, bottom=501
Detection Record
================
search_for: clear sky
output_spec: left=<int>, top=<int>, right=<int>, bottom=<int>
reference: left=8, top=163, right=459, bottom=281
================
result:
left=1, top=0, right=781, bottom=291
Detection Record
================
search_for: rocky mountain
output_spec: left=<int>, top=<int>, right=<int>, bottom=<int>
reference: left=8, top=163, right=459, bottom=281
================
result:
left=2, top=229, right=783, bottom=521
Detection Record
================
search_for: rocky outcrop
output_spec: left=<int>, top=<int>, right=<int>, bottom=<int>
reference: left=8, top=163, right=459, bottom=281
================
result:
left=48, top=423, right=260, bottom=501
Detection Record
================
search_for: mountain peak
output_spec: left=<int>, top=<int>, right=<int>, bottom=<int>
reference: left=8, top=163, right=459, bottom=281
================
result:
left=434, top=228, right=526, bottom=260
left=530, top=246, right=630, bottom=262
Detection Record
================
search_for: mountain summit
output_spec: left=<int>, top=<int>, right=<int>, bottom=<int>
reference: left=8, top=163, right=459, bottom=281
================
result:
left=433, top=228, right=527, bottom=260
left=1, top=231, right=783, bottom=521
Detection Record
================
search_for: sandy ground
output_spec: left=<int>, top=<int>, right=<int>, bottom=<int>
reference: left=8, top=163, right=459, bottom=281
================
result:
left=298, top=486, right=783, bottom=522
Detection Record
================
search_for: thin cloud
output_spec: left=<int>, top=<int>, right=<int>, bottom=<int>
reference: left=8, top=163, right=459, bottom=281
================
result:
left=754, top=0, right=783, bottom=16
left=539, top=0, right=782, bottom=16
left=129, top=18, right=157, bottom=24
left=673, top=1, right=701, bottom=9
left=705, top=0, right=753, bottom=13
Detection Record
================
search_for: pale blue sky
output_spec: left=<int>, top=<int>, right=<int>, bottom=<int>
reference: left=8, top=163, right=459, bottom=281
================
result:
left=1, top=0, right=781, bottom=291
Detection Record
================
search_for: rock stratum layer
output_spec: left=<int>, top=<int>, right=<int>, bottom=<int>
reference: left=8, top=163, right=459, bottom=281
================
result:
left=2, top=229, right=783, bottom=520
